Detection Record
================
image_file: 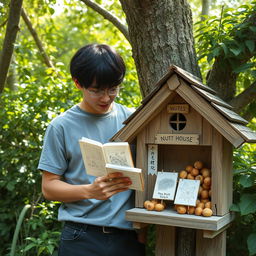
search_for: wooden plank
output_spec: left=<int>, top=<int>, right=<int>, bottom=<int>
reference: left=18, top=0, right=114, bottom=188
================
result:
left=155, top=225, right=175, bottom=256
left=136, top=129, right=148, bottom=207
left=173, top=65, right=217, bottom=94
left=133, top=222, right=149, bottom=229
left=126, top=208, right=234, bottom=231
left=196, top=230, right=226, bottom=256
left=177, top=103, right=202, bottom=136
left=203, top=224, right=231, bottom=239
left=211, top=131, right=233, bottom=216
left=202, top=118, right=212, bottom=145
left=191, top=85, right=233, bottom=109
left=167, top=74, right=181, bottom=91
left=211, top=102, right=248, bottom=125
left=229, top=123, right=256, bottom=143
left=112, top=84, right=176, bottom=143
left=146, top=112, right=162, bottom=144
left=176, top=80, right=244, bottom=147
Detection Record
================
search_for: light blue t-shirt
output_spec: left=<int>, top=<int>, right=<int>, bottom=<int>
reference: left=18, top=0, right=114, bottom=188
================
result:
left=38, top=102, right=135, bottom=229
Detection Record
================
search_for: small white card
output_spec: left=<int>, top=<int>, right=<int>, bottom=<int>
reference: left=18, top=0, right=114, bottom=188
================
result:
left=174, top=179, right=200, bottom=206
left=148, top=144, right=158, bottom=175
left=153, top=172, right=178, bottom=200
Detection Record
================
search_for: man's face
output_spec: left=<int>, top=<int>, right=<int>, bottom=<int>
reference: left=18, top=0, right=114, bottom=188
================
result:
left=74, top=79, right=120, bottom=114
left=81, top=85, right=120, bottom=114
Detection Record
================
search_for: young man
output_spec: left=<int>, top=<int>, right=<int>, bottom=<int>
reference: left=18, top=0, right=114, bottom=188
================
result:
left=38, top=44, right=145, bottom=256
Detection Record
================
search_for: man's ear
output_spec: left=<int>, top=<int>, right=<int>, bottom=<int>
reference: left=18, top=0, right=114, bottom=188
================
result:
left=73, top=78, right=83, bottom=90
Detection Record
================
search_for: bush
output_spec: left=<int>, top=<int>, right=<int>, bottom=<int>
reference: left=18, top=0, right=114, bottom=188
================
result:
left=227, top=142, right=256, bottom=256
left=0, top=69, right=78, bottom=255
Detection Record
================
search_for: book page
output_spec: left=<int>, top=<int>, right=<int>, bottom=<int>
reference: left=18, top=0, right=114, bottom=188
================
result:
left=174, top=179, right=200, bottom=206
left=105, top=163, right=144, bottom=191
left=153, top=172, right=178, bottom=200
left=79, top=138, right=106, bottom=176
left=103, top=142, right=134, bottom=167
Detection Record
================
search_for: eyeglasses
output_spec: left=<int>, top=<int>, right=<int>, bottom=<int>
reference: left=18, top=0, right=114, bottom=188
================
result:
left=86, top=86, right=120, bottom=98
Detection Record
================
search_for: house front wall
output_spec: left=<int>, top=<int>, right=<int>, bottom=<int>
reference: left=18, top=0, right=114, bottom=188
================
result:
left=135, top=93, right=233, bottom=216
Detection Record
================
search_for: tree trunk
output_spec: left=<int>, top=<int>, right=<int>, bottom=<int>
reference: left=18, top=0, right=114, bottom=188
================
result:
left=119, top=0, right=201, bottom=97
left=6, top=60, right=17, bottom=91
left=119, top=1, right=199, bottom=255
left=201, top=0, right=211, bottom=17
left=0, top=0, right=23, bottom=94
left=207, top=57, right=237, bottom=102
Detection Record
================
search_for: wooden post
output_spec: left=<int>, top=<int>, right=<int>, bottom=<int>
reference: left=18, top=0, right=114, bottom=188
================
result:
left=196, top=230, right=226, bottom=256
left=155, top=225, right=176, bottom=256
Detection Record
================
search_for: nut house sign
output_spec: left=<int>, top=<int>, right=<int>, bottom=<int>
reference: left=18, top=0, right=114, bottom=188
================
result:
left=155, top=133, right=199, bottom=144
left=111, top=65, right=256, bottom=256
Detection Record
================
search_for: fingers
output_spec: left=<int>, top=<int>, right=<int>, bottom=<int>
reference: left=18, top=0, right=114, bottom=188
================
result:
left=106, top=177, right=132, bottom=191
left=96, top=172, right=122, bottom=183
left=91, top=173, right=132, bottom=200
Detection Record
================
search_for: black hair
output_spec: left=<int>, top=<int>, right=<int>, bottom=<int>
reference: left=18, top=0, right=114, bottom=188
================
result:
left=70, top=44, right=126, bottom=89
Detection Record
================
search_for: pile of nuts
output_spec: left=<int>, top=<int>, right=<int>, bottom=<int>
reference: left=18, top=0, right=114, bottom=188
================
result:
left=143, top=161, right=213, bottom=217
left=143, top=199, right=166, bottom=212
left=174, top=160, right=213, bottom=217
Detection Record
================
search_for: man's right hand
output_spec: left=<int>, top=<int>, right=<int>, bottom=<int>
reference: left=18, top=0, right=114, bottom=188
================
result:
left=41, top=170, right=132, bottom=203
left=87, top=172, right=132, bottom=200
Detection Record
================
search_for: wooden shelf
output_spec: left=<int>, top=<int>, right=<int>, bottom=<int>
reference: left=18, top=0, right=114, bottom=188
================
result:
left=126, top=208, right=235, bottom=231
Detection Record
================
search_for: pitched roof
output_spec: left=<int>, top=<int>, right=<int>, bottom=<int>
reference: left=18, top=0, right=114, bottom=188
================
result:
left=112, top=65, right=256, bottom=147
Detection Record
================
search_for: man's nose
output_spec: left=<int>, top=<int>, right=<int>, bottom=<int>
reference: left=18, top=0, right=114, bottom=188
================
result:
left=100, top=90, right=111, bottom=101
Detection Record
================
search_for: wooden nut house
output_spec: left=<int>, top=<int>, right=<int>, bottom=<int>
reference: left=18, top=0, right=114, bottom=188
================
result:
left=111, top=65, right=256, bottom=256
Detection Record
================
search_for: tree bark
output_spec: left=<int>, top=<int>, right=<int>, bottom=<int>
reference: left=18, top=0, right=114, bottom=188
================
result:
left=119, top=0, right=201, bottom=97
left=229, top=81, right=256, bottom=114
left=207, top=57, right=238, bottom=101
left=0, top=0, right=23, bottom=94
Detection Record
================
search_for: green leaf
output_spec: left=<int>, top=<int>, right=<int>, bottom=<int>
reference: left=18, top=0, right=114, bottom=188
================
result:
left=38, top=246, right=45, bottom=256
left=49, top=7, right=55, bottom=15
left=220, top=43, right=229, bottom=56
left=233, top=63, right=255, bottom=73
left=238, top=194, right=256, bottom=215
left=245, top=40, right=255, bottom=53
left=207, top=52, right=214, bottom=63
left=212, top=47, right=221, bottom=57
left=247, top=233, right=256, bottom=256
left=230, top=47, right=242, bottom=56
left=24, top=243, right=37, bottom=252
left=47, top=245, right=55, bottom=254
left=249, top=26, right=256, bottom=33
left=239, top=175, right=255, bottom=188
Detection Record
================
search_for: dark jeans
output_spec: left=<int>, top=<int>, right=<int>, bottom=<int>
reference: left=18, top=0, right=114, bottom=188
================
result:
left=58, top=222, right=145, bottom=256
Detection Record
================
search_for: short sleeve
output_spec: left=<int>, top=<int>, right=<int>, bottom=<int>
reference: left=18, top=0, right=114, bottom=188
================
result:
left=38, top=124, right=68, bottom=175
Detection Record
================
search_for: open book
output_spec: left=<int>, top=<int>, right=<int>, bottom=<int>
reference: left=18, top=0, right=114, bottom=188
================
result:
left=79, top=137, right=144, bottom=191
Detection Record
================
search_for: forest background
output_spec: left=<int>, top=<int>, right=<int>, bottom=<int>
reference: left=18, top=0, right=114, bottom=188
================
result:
left=0, top=0, right=255, bottom=255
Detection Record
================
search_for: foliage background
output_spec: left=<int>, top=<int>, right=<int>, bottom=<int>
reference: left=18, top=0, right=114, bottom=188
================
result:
left=0, top=0, right=255, bottom=255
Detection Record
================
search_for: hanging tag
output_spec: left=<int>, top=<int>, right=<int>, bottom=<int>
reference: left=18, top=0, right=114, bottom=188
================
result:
left=148, top=144, right=158, bottom=175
